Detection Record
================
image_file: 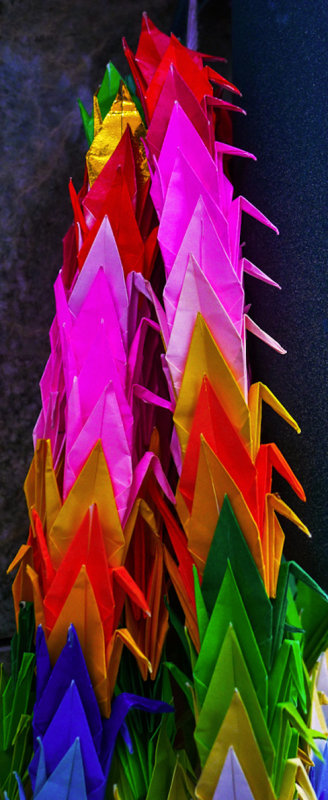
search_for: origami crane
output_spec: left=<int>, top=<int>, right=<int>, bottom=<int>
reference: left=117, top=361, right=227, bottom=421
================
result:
left=0, top=605, right=35, bottom=800
left=5, top=13, right=328, bottom=800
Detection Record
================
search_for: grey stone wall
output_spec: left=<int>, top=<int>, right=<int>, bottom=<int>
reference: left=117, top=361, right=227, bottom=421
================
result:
left=0, top=1, right=230, bottom=639
left=1, top=0, right=178, bottom=639
left=232, top=0, right=328, bottom=589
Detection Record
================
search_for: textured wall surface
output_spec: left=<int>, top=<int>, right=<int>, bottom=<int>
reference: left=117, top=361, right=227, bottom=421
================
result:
left=1, top=0, right=177, bottom=639
left=0, top=1, right=230, bottom=639
left=5, top=0, right=324, bottom=639
left=232, top=0, right=328, bottom=586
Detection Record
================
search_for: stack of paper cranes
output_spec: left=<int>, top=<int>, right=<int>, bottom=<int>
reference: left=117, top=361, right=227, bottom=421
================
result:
left=3, top=14, right=328, bottom=800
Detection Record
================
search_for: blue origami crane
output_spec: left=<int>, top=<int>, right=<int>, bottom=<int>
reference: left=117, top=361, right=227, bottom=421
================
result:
left=28, top=625, right=173, bottom=799
left=310, top=740, right=328, bottom=800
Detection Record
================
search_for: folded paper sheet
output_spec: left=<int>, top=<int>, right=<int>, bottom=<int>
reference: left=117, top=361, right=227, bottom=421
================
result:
left=5, top=12, right=327, bottom=800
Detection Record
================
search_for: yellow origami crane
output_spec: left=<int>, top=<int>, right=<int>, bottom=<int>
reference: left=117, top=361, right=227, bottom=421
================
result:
left=86, top=82, right=148, bottom=186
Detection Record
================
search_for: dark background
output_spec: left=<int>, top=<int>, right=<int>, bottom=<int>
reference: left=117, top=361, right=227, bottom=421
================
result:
left=0, top=0, right=326, bottom=641
left=232, top=0, right=328, bottom=588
